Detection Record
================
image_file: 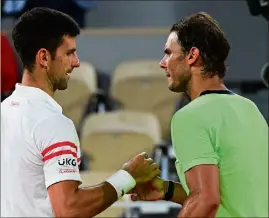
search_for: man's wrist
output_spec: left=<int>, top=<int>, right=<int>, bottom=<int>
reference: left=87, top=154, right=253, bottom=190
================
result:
left=163, top=180, right=174, bottom=201
left=163, top=180, right=169, bottom=198
left=106, top=170, right=136, bottom=199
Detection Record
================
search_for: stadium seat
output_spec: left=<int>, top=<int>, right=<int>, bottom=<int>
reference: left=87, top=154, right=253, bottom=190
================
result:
left=54, top=62, right=97, bottom=129
left=80, top=171, right=127, bottom=217
left=80, top=110, right=161, bottom=171
left=110, top=60, right=179, bottom=140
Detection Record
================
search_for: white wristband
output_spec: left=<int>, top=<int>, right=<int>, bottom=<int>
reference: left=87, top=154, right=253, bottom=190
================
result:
left=106, top=170, right=136, bottom=199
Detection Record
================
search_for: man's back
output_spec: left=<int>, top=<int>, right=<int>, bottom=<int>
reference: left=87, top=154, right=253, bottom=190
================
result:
left=1, top=90, right=54, bottom=216
left=172, top=92, right=268, bottom=217
left=1, top=85, right=82, bottom=217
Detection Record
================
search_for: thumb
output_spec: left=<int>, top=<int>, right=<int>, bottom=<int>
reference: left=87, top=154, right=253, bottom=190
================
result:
left=127, top=188, right=136, bottom=194
left=130, top=194, right=140, bottom=201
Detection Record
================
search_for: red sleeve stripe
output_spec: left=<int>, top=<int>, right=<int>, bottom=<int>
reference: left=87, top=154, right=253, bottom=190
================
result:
left=42, top=150, right=77, bottom=162
left=42, top=141, right=77, bottom=157
left=77, top=158, right=81, bottom=163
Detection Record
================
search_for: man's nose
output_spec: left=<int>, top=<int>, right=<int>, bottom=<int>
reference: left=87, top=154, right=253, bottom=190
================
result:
left=73, top=55, right=80, bottom=68
left=159, top=58, right=167, bottom=69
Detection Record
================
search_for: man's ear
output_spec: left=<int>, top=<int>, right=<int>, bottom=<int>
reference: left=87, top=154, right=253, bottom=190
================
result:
left=36, top=48, right=50, bottom=69
left=186, top=47, right=200, bottom=66
left=261, top=62, right=269, bottom=87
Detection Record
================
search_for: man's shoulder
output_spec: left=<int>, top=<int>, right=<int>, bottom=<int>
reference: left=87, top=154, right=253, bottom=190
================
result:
left=32, top=113, right=78, bottom=147
left=173, top=99, right=202, bottom=120
left=24, top=103, right=60, bottom=126
left=20, top=99, right=75, bottom=133
left=33, top=113, right=75, bottom=133
left=171, top=96, right=216, bottom=125
left=175, top=93, right=252, bottom=115
left=172, top=106, right=194, bottom=125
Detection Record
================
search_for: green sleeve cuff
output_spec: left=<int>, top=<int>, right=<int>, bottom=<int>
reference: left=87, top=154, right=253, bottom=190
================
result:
left=182, top=158, right=218, bottom=173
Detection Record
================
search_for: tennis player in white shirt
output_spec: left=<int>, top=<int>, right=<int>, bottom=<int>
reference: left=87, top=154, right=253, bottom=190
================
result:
left=1, top=7, right=160, bottom=217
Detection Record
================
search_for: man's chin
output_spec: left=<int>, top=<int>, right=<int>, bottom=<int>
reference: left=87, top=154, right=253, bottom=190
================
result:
left=56, top=82, right=68, bottom=91
left=168, top=83, right=184, bottom=93
left=57, top=86, right=68, bottom=91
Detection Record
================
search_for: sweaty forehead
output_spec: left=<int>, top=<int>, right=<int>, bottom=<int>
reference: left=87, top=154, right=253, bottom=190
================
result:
left=165, top=32, right=178, bottom=49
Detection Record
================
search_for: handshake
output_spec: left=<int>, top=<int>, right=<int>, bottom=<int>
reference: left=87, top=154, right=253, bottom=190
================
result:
left=120, top=152, right=169, bottom=201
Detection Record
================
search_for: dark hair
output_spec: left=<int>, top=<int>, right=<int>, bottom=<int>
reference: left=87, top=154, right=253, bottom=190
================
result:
left=12, top=7, right=80, bottom=72
left=170, top=12, right=230, bottom=78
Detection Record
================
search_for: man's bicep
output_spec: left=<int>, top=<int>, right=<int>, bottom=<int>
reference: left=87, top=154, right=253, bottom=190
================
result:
left=34, top=115, right=82, bottom=188
left=48, top=180, right=80, bottom=202
left=171, top=113, right=219, bottom=172
left=48, top=180, right=80, bottom=216
left=185, top=165, right=220, bottom=202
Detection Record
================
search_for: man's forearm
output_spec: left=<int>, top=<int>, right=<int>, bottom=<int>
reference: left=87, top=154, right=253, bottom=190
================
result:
left=57, top=182, right=118, bottom=217
left=49, top=153, right=158, bottom=217
left=171, top=182, right=188, bottom=205
left=163, top=181, right=187, bottom=205
left=178, top=192, right=219, bottom=218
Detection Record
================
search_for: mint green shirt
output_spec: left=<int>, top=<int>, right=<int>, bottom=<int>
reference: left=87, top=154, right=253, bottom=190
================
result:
left=171, top=93, right=268, bottom=217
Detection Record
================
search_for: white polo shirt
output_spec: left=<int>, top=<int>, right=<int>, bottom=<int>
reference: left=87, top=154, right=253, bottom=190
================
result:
left=1, top=84, right=82, bottom=217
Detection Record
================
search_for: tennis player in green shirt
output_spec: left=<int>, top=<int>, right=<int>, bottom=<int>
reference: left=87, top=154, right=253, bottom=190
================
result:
left=130, top=12, right=268, bottom=217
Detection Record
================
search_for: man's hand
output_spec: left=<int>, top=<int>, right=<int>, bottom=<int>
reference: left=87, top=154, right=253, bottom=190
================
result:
left=122, top=152, right=161, bottom=184
left=130, top=177, right=167, bottom=201
left=129, top=177, right=188, bottom=205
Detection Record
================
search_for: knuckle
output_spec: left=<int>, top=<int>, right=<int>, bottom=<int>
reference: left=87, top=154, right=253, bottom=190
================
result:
left=144, top=159, right=150, bottom=164
left=151, top=163, right=157, bottom=168
left=136, top=154, right=142, bottom=159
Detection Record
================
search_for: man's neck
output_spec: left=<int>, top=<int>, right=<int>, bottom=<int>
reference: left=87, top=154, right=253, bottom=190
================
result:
left=187, top=75, right=227, bottom=100
left=21, top=70, right=54, bottom=97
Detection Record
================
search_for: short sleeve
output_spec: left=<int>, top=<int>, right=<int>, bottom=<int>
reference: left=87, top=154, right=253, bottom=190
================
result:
left=33, top=115, right=82, bottom=188
left=171, top=112, right=219, bottom=173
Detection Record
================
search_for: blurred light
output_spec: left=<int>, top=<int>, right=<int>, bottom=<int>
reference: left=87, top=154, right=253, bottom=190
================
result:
left=75, top=1, right=97, bottom=9
left=3, top=0, right=26, bottom=14
left=261, top=62, right=269, bottom=87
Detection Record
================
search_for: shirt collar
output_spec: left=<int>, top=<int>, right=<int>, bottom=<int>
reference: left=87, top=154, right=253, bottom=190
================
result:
left=199, top=89, right=234, bottom=96
left=14, top=84, right=62, bottom=113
